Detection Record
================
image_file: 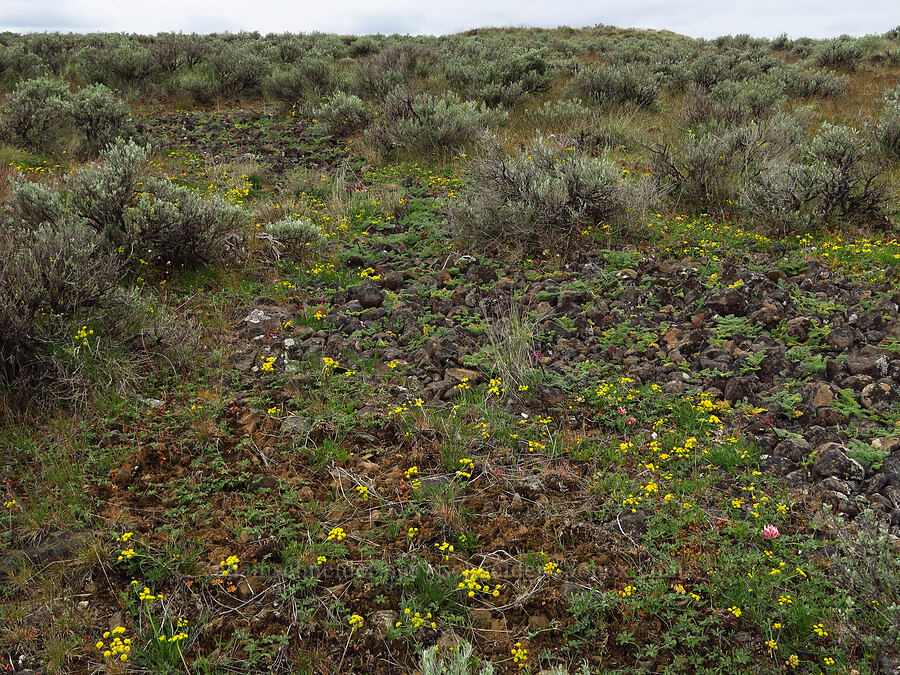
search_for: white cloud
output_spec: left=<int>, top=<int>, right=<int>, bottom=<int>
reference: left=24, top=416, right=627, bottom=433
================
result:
left=0, top=0, right=896, bottom=37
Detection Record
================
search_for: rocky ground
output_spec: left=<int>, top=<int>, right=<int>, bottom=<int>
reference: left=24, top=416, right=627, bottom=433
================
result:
left=2, top=118, right=899, bottom=674
left=235, top=243, right=900, bottom=534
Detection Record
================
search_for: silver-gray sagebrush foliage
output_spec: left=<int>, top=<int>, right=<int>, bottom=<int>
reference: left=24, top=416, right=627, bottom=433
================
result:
left=742, top=122, right=889, bottom=233
left=127, top=178, right=246, bottom=267
left=71, top=83, right=136, bottom=154
left=570, top=63, right=659, bottom=109
left=449, top=137, right=647, bottom=248
left=877, top=89, right=900, bottom=159
left=0, top=217, right=122, bottom=390
left=367, top=87, right=506, bottom=155
left=262, top=216, right=325, bottom=260
left=66, top=139, right=245, bottom=267
left=315, top=91, right=372, bottom=136
left=1, top=76, right=72, bottom=152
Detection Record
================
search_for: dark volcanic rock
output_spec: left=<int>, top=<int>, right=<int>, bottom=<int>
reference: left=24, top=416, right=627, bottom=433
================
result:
left=825, top=326, right=855, bottom=350
left=773, top=437, right=812, bottom=462
left=861, top=382, right=898, bottom=413
left=812, top=443, right=865, bottom=482
left=353, top=282, right=384, bottom=309
left=706, top=289, right=747, bottom=316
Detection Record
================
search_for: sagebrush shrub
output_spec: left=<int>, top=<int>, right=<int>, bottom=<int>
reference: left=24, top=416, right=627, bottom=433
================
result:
left=315, top=91, right=372, bottom=136
left=67, top=139, right=245, bottom=266
left=265, top=57, right=346, bottom=103
left=0, top=223, right=194, bottom=400
left=449, top=137, right=644, bottom=248
left=205, top=43, right=270, bottom=99
left=876, top=92, right=900, bottom=159
left=354, top=43, right=434, bottom=98
left=6, top=180, right=69, bottom=229
left=0, top=148, right=206, bottom=402
left=262, top=216, right=325, bottom=259
left=22, top=33, right=74, bottom=75
left=74, top=41, right=157, bottom=90
left=651, top=130, right=733, bottom=210
left=67, top=138, right=150, bottom=245
left=264, top=66, right=309, bottom=104
left=173, top=68, right=218, bottom=104
left=813, top=38, right=864, bottom=71
left=366, top=88, right=505, bottom=155
left=806, top=122, right=887, bottom=221
left=442, top=45, right=553, bottom=107
left=741, top=161, right=821, bottom=234
left=709, top=74, right=785, bottom=123
left=570, top=64, right=658, bottom=109
left=1, top=76, right=72, bottom=152
left=348, top=35, right=381, bottom=57
left=71, top=83, right=136, bottom=154
left=742, top=122, right=889, bottom=233
left=126, top=178, right=246, bottom=267
left=830, top=512, right=900, bottom=657
left=653, top=113, right=805, bottom=212
left=0, top=218, right=121, bottom=387
left=776, top=64, right=846, bottom=98
left=528, top=98, right=594, bottom=129
left=688, top=52, right=733, bottom=88
left=0, top=44, right=46, bottom=82
left=149, top=32, right=185, bottom=73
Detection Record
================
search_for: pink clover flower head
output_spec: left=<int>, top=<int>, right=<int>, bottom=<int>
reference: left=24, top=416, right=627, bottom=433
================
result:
left=761, top=524, right=780, bottom=540
left=625, top=416, right=636, bottom=426
left=617, top=407, right=627, bottom=415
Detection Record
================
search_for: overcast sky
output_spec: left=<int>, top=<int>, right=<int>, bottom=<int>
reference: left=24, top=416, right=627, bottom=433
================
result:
left=1, top=0, right=897, bottom=38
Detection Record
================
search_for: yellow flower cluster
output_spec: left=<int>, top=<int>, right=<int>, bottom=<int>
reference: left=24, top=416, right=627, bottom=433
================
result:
left=158, top=617, right=189, bottom=643
left=260, top=356, right=276, bottom=371
left=358, top=267, right=381, bottom=280
left=96, top=626, right=130, bottom=661
left=395, top=608, right=436, bottom=630
left=456, top=458, right=474, bottom=478
left=459, top=568, right=500, bottom=597
left=220, top=555, right=239, bottom=575
left=527, top=439, right=546, bottom=452
left=404, top=469, right=422, bottom=489
left=436, top=541, right=454, bottom=560
left=486, top=377, right=503, bottom=397
left=138, top=586, right=158, bottom=601
left=328, top=527, right=347, bottom=542
left=348, top=614, right=364, bottom=630
left=74, top=325, right=94, bottom=346
left=511, top=642, right=528, bottom=669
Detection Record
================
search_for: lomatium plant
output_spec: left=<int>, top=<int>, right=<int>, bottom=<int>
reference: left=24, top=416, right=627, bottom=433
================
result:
left=95, top=626, right=131, bottom=663
left=459, top=568, right=501, bottom=598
